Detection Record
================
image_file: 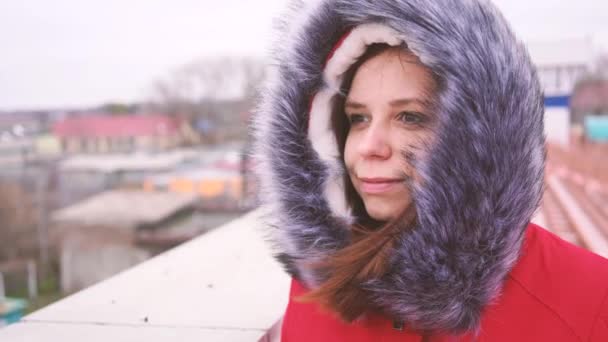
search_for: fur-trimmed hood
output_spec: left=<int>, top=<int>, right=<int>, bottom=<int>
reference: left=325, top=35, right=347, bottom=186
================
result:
left=252, top=0, right=545, bottom=334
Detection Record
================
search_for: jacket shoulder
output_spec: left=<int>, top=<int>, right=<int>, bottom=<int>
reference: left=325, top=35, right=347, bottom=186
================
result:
left=509, top=223, right=608, bottom=340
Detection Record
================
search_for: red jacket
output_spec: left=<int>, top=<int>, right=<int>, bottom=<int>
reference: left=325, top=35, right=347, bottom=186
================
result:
left=281, top=224, right=608, bottom=341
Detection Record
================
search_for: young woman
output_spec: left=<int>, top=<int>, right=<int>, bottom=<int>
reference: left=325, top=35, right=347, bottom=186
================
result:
left=253, top=0, right=608, bottom=340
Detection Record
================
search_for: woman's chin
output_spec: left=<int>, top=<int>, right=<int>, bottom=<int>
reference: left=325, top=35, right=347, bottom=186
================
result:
left=364, top=204, right=399, bottom=222
left=362, top=195, right=411, bottom=222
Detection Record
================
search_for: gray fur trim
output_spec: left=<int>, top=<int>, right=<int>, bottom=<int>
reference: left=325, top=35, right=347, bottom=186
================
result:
left=252, top=0, right=545, bottom=333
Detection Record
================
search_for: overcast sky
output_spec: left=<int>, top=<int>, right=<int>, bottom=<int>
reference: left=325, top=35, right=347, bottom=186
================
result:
left=1, top=0, right=607, bottom=111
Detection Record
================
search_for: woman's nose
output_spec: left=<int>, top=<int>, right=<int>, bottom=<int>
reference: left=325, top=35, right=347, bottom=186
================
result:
left=357, top=123, right=391, bottom=159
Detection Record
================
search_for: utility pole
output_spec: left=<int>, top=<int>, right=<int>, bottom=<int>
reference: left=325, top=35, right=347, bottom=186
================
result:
left=240, top=145, right=247, bottom=209
left=36, top=170, right=49, bottom=273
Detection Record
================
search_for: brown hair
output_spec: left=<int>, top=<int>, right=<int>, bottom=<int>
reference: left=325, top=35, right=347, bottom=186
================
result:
left=296, top=43, right=437, bottom=321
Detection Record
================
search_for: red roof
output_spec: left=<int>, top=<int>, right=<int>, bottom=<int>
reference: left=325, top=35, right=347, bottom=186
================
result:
left=53, top=115, right=180, bottom=138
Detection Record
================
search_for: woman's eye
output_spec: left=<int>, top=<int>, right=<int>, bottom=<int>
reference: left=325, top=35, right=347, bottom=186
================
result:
left=398, top=111, right=426, bottom=125
left=347, top=114, right=367, bottom=125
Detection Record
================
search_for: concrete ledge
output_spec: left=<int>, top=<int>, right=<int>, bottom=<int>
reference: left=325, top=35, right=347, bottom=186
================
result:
left=0, top=208, right=290, bottom=341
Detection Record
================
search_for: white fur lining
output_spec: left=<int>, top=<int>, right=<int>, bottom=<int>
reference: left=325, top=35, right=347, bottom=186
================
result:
left=324, top=24, right=403, bottom=90
left=307, top=23, right=402, bottom=222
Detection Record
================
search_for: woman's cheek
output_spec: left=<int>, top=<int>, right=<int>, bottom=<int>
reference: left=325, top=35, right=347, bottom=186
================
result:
left=343, top=135, right=356, bottom=170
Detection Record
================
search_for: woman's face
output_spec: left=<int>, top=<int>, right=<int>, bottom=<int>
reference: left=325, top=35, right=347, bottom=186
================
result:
left=344, top=48, right=436, bottom=221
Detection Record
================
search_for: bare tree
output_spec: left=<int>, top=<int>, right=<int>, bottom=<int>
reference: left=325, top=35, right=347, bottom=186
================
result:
left=596, top=52, right=608, bottom=78
left=0, top=182, right=37, bottom=262
left=240, top=58, right=267, bottom=107
left=148, top=56, right=266, bottom=144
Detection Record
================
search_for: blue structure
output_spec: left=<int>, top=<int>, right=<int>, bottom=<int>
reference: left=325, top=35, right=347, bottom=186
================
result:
left=1, top=272, right=28, bottom=327
left=584, top=116, right=608, bottom=142
left=544, top=95, right=570, bottom=108
left=0, top=298, right=28, bottom=327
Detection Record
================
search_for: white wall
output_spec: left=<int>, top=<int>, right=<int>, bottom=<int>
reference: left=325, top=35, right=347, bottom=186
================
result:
left=544, top=108, right=571, bottom=146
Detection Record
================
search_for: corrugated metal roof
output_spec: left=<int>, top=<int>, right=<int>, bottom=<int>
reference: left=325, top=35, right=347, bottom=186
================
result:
left=53, top=115, right=180, bottom=138
left=59, top=150, right=199, bottom=173
left=52, top=190, right=198, bottom=229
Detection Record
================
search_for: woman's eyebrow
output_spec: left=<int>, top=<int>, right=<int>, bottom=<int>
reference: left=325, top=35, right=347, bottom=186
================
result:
left=344, top=100, right=367, bottom=110
left=345, top=98, right=432, bottom=110
left=389, top=98, right=428, bottom=107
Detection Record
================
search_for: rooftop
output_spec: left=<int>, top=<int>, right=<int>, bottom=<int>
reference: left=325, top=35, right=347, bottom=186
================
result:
left=59, top=150, right=200, bottom=173
left=53, top=115, right=180, bottom=139
left=52, top=190, right=199, bottom=230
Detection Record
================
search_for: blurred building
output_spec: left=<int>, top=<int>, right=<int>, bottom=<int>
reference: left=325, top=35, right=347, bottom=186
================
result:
left=528, top=37, right=595, bottom=100
left=0, top=111, right=56, bottom=168
left=571, top=79, right=608, bottom=119
left=0, top=139, right=34, bottom=168
left=55, top=150, right=200, bottom=208
left=50, top=190, right=205, bottom=293
left=0, top=112, right=50, bottom=140
left=527, top=37, right=600, bottom=146
left=571, top=79, right=608, bottom=143
left=144, top=169, right=243, bottom=207
left=142, top=148, right=257, bottom=210
left=53, top=115, right=183, bottom=154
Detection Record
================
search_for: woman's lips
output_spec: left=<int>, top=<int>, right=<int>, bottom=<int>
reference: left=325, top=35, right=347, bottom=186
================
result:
left=358, top=177, right=404, bottom=194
